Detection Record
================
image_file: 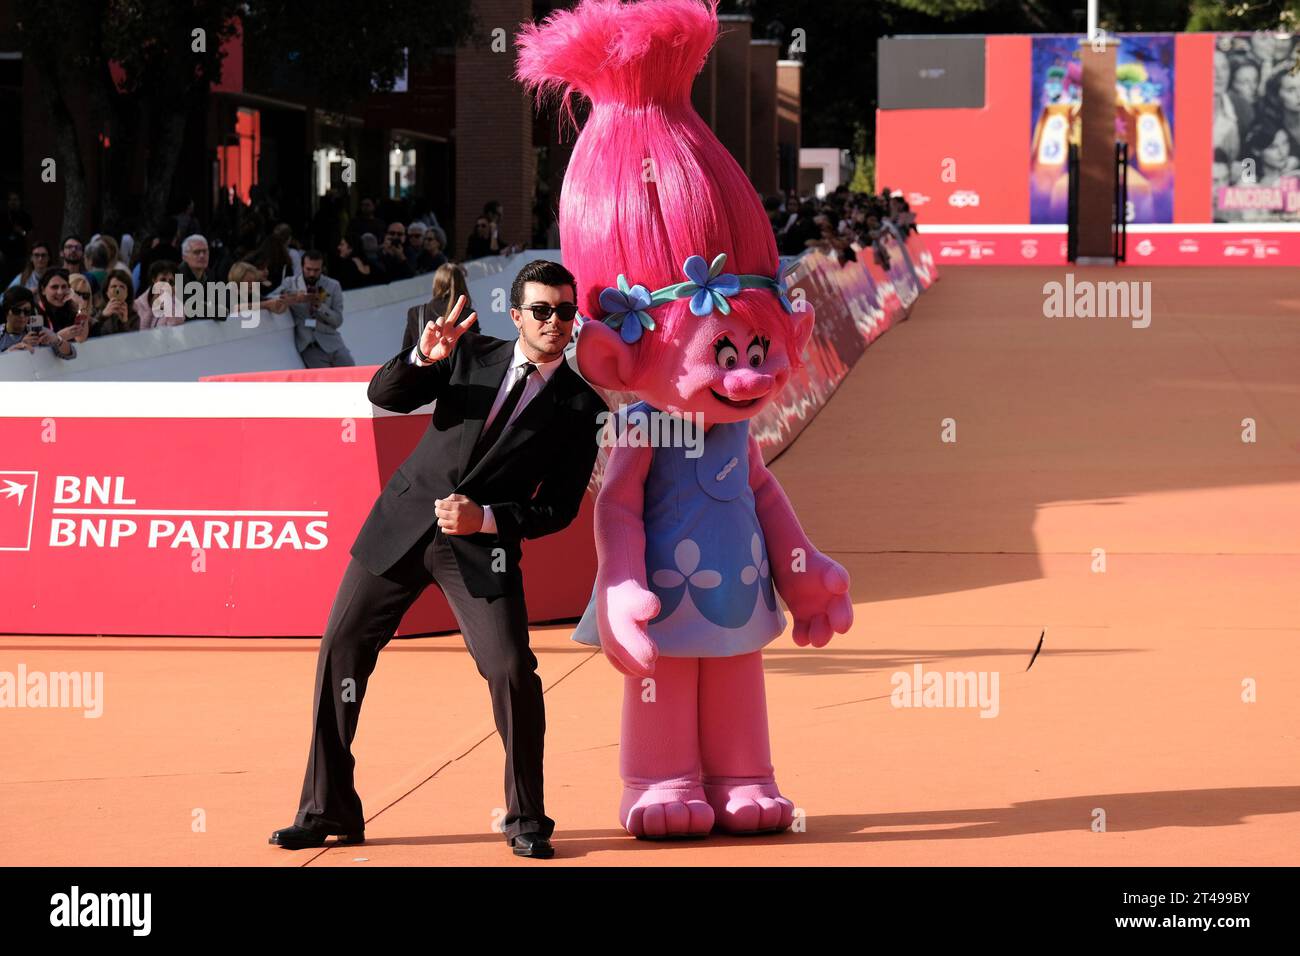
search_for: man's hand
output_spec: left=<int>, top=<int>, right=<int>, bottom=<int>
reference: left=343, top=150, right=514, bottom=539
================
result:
left=267, top=291, right=306, bottom=314
left=418, top=294, right=477, bottom=363
left=434, top=494, right=483, bottom=535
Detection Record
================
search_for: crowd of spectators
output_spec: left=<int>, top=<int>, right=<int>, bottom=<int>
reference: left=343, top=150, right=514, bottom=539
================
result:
left=1, top=179, right=920, bottom=366
left=766, top=184, right=918, bottom=269
left=0, top=187, right=491, bottom=365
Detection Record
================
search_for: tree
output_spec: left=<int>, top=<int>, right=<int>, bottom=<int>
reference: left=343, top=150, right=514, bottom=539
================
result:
left=15, top=0, right=475, bottom=239
left=17, top=0, right=241, bottom=240
left=240, top=1, right=475, bottom=109
left=1187, top=1, right=1299, bottom=32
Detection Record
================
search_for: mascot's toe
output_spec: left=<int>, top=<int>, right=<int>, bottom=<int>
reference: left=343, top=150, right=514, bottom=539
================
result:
left=621, top=784, right=715, bottom=839
left=704, top=781, right=795, bottom=834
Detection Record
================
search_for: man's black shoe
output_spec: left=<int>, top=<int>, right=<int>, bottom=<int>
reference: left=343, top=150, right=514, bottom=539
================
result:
left=510, top=832, right=555, bottom=859
left=268, top=823, right=365, bottom=850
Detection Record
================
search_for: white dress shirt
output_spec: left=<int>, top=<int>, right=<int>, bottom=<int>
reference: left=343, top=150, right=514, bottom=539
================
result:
left=408, top=339, right=565, bottom=535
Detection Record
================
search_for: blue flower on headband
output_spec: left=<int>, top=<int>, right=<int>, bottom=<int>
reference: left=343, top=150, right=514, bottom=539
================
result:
left=599, top=275, right=655, bottom=344
left=681, top=253, right=741, bottom=316
left=773, top=265, right=795, bottom=314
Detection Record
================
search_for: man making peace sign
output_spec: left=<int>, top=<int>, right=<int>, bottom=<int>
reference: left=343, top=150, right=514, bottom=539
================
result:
left=271, top=260, right=607, bottom=859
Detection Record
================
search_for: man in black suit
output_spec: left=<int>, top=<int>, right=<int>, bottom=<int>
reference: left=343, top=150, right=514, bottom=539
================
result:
left=270, top=260, right=606, bottom=859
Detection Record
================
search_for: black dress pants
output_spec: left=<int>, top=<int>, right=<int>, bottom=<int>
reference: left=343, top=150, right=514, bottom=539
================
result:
left=293, top=523, right=552, bottom=841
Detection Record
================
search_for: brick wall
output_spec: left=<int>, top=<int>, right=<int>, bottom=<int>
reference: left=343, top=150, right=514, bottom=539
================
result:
left=454, top=0, right=536, bottom=259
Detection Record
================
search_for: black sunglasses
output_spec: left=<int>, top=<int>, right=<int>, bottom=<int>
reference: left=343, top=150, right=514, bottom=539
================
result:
left=8, top=305, right=34, bottom=315
left=522, top=303, right=579, bottom=323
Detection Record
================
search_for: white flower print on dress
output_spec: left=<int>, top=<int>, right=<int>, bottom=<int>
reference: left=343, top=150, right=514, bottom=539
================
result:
left=652, top=538, right=722, bottom=590
left=739, top=533, right=770, bottom=586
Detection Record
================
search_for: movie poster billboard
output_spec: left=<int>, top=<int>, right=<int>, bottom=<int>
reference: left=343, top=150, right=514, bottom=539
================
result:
left=1212, top=32, right=1300, bottom=222
left=1030, top=34, right=1175, bottom=224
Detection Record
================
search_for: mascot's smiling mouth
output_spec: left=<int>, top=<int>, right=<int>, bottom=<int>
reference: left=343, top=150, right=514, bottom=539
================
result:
left=711, top=389, right=762, bottom=408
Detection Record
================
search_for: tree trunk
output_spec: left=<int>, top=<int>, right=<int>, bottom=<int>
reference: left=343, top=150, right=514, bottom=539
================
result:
left=33, top=60, right=90, bottom=241
left=140, top=106, right=191, bottom=233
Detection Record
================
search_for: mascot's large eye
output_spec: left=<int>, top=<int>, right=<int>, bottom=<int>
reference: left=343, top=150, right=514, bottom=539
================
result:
left=746, top=339, right=767, bottom=368
left=714, top=337, right=738, bottom=370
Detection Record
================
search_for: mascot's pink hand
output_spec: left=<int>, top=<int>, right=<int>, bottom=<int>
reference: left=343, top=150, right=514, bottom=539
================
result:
left=785, top=554, right=853, bottom=648
left=597, top=578, right=660, bottom=677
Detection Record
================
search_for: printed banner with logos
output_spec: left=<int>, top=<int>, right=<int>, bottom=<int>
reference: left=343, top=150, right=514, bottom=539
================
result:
left=877, top=29, right=1299, bottom=252
left=1030, top=34, right=1176, bottom=224
left=1212, top=32, right=1300, bottom=223
left=922, top=226, right=1300, bottom=265
left=0, top=388, right=593, bottom=637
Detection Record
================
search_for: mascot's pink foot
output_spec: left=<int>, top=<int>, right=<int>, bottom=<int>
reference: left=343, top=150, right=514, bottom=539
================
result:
left=704, top=781, right=795, bottom=834
left=621, top=785, right=715, bottom=839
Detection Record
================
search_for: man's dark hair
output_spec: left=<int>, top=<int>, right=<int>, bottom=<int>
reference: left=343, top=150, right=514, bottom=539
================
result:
left=61, top=234, right=83, bottom=248
left=510, top=259, right=577, bottom=309
left=302, top=249, right=324, bottom=263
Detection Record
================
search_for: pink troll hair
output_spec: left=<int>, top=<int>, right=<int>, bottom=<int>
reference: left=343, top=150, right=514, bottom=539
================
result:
left=516, top=0, right=805, bottom=376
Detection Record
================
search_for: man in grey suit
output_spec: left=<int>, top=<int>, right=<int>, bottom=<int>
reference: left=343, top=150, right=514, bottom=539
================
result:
left=267, top=249, right=356, bottom=368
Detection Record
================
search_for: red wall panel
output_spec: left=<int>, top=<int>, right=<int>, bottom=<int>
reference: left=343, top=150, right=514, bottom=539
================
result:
left=875, top=35, right=1032, bottom=224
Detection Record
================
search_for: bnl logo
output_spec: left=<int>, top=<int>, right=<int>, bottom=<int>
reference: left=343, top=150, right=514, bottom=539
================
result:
left=0, top=472, right=38, bottom=551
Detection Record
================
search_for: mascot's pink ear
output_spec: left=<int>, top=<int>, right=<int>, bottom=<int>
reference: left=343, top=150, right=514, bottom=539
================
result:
left=576, top=319, right=641, bottom=391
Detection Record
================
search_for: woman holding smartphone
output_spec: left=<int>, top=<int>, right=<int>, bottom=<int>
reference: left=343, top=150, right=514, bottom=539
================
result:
left=37, top=269, right=91, bottom=344
left=1, top=286, right=76, bottom=359
left=91, top=269, right=138, bottom=336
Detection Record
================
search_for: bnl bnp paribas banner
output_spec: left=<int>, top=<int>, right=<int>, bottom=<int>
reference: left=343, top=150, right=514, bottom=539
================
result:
left=1212, top=33, right=1300, bottom=222
left=1030, top=34, right=1176, bottom=224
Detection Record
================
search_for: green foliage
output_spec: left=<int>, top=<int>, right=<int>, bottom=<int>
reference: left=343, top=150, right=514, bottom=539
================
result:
left=849, top=153, right=875, bottom=195
left=1186, top=1, right=1300, bottom=32
left=879, top=0, right=996, bottom=19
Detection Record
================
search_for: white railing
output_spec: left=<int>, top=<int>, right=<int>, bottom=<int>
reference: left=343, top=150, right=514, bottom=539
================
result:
left=0, top=250, right=561, bottom=382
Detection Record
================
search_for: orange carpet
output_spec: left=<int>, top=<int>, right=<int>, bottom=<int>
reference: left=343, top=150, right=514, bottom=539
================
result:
left=3, top=265, right=1298, bottom=866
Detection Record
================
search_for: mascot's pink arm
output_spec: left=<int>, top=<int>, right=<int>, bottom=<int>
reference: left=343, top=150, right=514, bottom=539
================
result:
left=746, top=435, right=854, bottom=647
left=593, top=440, right=661, bottom=677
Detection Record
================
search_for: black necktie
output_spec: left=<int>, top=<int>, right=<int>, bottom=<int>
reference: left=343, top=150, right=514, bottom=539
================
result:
left=467, top=362, right=536, bottom=473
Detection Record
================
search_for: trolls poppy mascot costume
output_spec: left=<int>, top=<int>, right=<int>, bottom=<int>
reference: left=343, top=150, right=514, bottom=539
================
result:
left=517, top=0, right=853, bottom=839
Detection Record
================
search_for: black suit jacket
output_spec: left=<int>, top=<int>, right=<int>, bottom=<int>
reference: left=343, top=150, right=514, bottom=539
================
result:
left=354, top=331, right=607, bottom=598
left=401, top=299, right=445, bottom=354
